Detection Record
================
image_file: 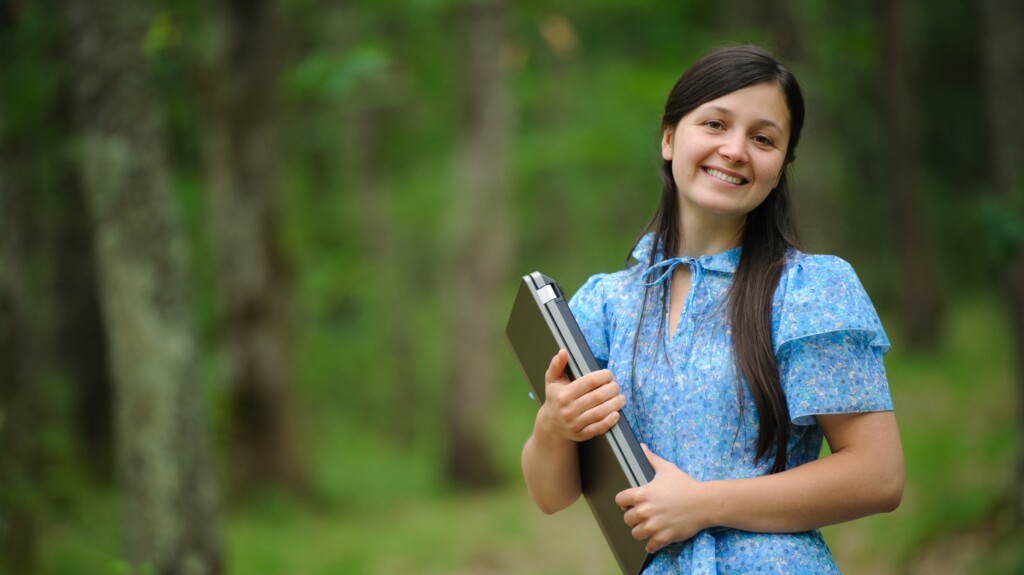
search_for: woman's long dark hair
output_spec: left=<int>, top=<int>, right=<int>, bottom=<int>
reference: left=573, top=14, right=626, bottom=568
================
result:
left=635, top=45, right=805, bottom=474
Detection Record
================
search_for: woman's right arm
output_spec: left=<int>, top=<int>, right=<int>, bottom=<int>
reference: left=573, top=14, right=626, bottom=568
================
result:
left=521, top=349, right=626, bottom=514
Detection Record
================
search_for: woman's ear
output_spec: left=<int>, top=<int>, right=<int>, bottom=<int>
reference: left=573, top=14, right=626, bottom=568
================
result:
left=661, top=127, right=675, bottom=161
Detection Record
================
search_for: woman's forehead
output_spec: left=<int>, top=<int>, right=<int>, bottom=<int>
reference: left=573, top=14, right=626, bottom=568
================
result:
left=690, top=83, right=790, bottom=131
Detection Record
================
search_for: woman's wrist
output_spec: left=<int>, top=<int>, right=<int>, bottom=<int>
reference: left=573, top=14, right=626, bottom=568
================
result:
left=701, top=479, right=731, bottom=530
left=531, top=407, right=574, bottom=450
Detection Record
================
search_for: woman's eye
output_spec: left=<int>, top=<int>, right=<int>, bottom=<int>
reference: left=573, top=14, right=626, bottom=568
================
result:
left=704, top=120, right=725, bottom=130
left=753, top=135, right=774, bottom=146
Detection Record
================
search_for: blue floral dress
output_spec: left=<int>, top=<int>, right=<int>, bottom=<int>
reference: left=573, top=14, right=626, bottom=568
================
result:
left=568, top=233, right=893, bottom=574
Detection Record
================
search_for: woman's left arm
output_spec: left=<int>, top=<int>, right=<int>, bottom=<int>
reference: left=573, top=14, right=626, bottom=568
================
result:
left=616, top=410, right=904, bottom=553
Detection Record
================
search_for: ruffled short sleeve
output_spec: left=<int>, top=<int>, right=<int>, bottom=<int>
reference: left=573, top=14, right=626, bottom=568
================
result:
left=773, top=255, right=893, bottom=425
left=568, top=274, right=612, bottom=369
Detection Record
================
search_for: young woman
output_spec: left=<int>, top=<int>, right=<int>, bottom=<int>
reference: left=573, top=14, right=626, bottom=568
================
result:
left=520, top=45, right=904, bottom=574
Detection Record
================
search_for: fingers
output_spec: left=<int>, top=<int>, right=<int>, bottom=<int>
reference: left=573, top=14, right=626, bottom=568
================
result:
left=543, top=351, right=626, bottom=441
left=619, top=494, right=670, bottom=553
left=562, top=381, right=623, bottom=437
left=642, top=444, right=671, bottom=472
left=554, top=397, right=623, bottom=441
left=545, top=349, right=569, bottom=384
left=623, top=502, right=667, bottom=552
left=576, top=409, right=621, bottom=439
left=618, top=479, right=693, bottom=553
left=615, top=487, right=637, bottom=511
left=571, top=375, right=621, bottom=415
left=545, top=350, right=614, bottom=392
left=645, top=535, right=670, bottom=554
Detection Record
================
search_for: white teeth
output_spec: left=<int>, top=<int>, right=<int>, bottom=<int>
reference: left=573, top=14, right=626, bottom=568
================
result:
left=706, top=168, right=744, bottom=185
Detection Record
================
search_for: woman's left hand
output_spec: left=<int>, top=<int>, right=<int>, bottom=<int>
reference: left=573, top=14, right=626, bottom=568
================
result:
left=614, top=445, right=715, bottom=553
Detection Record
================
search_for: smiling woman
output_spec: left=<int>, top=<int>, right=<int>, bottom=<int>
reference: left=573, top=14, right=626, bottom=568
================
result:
left=520, top=45, right=904, bottom=575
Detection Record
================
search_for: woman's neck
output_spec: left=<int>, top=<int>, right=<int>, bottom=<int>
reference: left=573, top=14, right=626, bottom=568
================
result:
left=676, top=210, right=745, bottom=258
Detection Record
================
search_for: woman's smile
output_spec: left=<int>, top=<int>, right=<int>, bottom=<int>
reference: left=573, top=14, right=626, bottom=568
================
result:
left=702, top=166, right=747, bottom=186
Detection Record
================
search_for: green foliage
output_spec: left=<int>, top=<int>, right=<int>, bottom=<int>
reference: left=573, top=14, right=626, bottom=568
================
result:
left=285, top=45, right=391, bottom=102
left=142, top=11, right=178, bottom=57
left=0, top=2, right=63, bottom=138
left=979, top=191, right=1024, bottom=265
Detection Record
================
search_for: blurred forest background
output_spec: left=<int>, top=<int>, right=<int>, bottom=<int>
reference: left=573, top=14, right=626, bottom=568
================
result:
left=1, top=0, right=1023, bottom=573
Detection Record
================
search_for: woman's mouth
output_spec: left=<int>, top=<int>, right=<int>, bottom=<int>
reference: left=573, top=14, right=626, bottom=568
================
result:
left=704, top=167, right=747, bottom=185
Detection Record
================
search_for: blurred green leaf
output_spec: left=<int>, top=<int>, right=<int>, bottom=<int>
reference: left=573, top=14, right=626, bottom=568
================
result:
left=143, top=11, right=178, bottom=57
left=979, top=188, right=1024, bottom=265
left=284, top=45, right=390, bottom=101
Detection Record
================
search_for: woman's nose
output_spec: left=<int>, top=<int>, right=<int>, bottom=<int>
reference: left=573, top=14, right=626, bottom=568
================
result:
left=719, top=134, right=749, bottom=164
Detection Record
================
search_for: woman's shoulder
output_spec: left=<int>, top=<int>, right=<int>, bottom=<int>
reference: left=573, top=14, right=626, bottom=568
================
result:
left=570, top=262, right=644, bottom=307
left=773, top=248, right=889, bottom=351
left=781, top=249, right=860, bottom=285
left=777, top=250, right=876, bottom=308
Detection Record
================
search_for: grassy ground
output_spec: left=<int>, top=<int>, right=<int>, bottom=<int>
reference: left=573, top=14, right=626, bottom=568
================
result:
left=224, top=486, right=618, bottom=575
left=37, top=296, right=1023, bottom=574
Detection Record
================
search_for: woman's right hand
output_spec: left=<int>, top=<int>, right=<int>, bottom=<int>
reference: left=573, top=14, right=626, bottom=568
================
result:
left=535, top=349, right=626, bottom=443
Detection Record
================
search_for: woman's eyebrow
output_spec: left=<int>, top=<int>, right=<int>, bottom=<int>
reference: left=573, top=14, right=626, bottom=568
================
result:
left=706, top=105, right=784, bottom=132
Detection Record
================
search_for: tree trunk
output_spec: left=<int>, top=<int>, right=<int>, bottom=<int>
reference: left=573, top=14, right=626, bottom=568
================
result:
left=205, top=0, right=304, bottom=492
left=444, top=0, right=512, bottom=488
left=67, top=1, right=222, bottom=572
left=52, top=161, right=115, bottom=481
left=980, top=0, right=1024, bottom=519
left=0, top=166, right=41, bottom=575
left=878, top=0, right=945, bottom=348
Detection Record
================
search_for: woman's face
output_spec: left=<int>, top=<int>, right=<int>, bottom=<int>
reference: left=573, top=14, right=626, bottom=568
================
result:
left=661, top=82, right=790, bottom=224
